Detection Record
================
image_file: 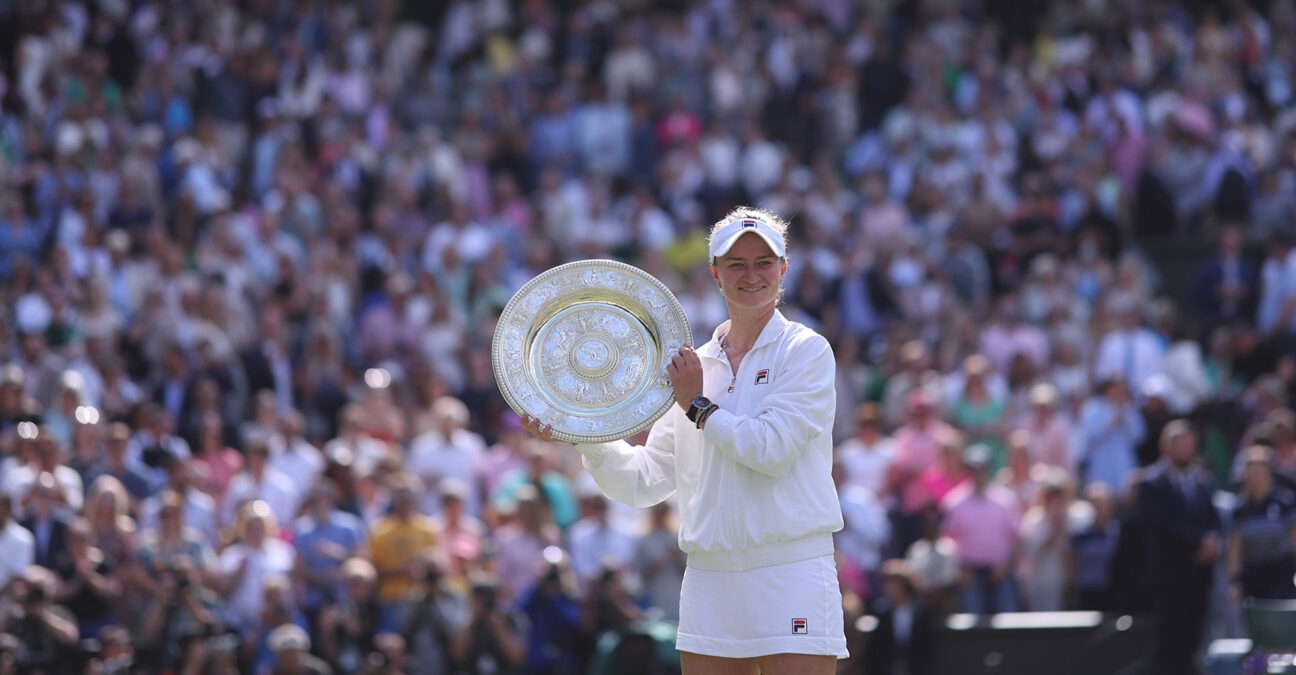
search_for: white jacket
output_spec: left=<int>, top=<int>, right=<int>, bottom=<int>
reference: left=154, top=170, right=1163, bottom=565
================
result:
left=576, top=311, right=843, bottom=572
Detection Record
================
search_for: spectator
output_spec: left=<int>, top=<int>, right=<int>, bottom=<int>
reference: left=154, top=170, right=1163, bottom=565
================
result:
left=222, top=435, right=299, bottom=531
left=139, top=456, right=221, bottom=547
left=947, top=355, right=1008, bottom=473
left=518, top=549, right=585, bottom=675
left=833, top=457, right=890, bottom=602
left=862, top=560, right=936, bottom=675
left=84, top=475, right=139, bottom=569
left=390, top=554, right=467, bottom=675
left=292, top=481, right=368, bottom=624
left=1015, top=383, right=1075, bottom=476
left=1227, top=445, right=1296, bottom=601
left=1138, top=421, right=1222, bottom=675
left=1078, top=378, right=1147, bottom=493
left=3, top=566, right=81, bottom=674
left=1069, top=482, right=1122, bottom=612
left=82, top=421, right=153, bottom=504
left=217, top=500, right=296, bottom=636
left=634, top=501, right=685, bottom=621
left=490, top=447, right=579, bottom=532
left=54, top=517, right=121, bottom=640
left=1094, top=298, right=1167, bottom=400
left=369, top=475, right=438, bottom=608
left=1194, top=223, right=1259, bottom=325
left=0, top=494, right=34, bottom=597
left=317, top=558, right=382, bottom=674
left=940, top=444, right=1021, bottom=615
left=407, top=396, right=487, bottom=519
left=1016, top=471, right=1072, bottom=612
left=886, top=391, right=959, bottom=555
left=834, top=402, right=896, bottom=497
left=450, top=576, right=525, bottom=675
left=434, top=480, right=486, bottom=583
left=492, top=485, right=563, bottom=606
left=20, top=473, right=72, bottom=573
left=566, top=490, right=637, bottom=588
left=265, top=623, right=332, bottom=675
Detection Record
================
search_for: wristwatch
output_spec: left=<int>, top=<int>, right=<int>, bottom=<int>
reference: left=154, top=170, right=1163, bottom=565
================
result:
left=686, top=396, right=716, bottom=427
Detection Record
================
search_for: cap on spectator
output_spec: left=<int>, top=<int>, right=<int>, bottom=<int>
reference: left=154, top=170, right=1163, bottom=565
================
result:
left=0, top=363, right=23, bottom=388
left=1142, top=373, right=1173, bottom=401
left=1028, top=383, right=1058, bottom=408
left=708, top=216, right=786, bottom=259
left=106, top=229, right=131, bottom=253
left=962, top=443, right=992, bottom=470
left=268, top=624, right=311, bottom=653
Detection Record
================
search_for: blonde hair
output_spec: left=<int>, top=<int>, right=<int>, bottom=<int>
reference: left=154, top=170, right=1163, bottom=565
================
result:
left=708, top=206, right=791, bottom=265
left=236, top=499, right=279, bottom=541
left=87, top=474, right=129, bottom=521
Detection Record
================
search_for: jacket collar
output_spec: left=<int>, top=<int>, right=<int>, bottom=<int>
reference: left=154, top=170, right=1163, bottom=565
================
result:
left=698, top=310, right=790, bottom=360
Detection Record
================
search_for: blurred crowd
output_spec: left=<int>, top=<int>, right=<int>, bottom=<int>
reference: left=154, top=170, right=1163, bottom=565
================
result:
left=0, top=0, right=1295, bottom=674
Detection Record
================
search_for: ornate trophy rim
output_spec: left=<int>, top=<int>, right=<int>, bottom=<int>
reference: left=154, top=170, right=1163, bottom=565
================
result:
left=491, top=259, right=692, bottom=444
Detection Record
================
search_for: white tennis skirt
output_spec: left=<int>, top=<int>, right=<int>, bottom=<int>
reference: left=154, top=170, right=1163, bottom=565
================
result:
left=676, top=554, right=849, bottom=659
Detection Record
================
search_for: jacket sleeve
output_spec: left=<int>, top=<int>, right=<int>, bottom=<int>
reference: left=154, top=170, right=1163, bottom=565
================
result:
left=701, top=332, right=836, bottom=478
left=573, top=410, right=678, bottom=508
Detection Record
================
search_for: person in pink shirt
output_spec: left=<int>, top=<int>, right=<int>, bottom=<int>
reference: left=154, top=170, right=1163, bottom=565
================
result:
left=913, top=434, right=971, bottom=512
left=886, top=392, right=959, bottom=556
left=977, top=296, right=1049, bottom=377
left=1016, top=382, right=1075, bottom=476
left=940, top=444, right=1022, bottom=614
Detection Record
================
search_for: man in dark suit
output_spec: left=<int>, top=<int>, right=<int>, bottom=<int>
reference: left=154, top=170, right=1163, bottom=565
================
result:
left=1137, top=420, right=1221, bottom=675
left=19, top=473, right=72, bottom=577
left=863, top=559, right=936, bottom=675
left=1193, top=223, right=1259, bottom=326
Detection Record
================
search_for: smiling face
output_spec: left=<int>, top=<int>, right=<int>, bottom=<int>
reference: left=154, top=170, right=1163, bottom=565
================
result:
left=711, top=233, right=786, bottom=315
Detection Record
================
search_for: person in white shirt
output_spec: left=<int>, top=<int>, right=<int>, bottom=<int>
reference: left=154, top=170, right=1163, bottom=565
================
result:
left=0, top=494, right=34, bottom=595
left=221, top=436, right=299, bottom=529
left=1257, top=230, right=1296, bottom=338
left=269, top=409, right=325, bottom=507
left=1093, top=297, right=1166, bottom=400
left=406, top=396, right=486, bottom=518
left=215, top=500, right=295, bottom=635
left=4, top=424, right=83, bottom=519
left=524, top=207, right=846, bottom=672
left=833, top=402, right=896, bottom=498
left=566, top=489, right=638, bottom=586
left=832, top=458, right=890, bottom=600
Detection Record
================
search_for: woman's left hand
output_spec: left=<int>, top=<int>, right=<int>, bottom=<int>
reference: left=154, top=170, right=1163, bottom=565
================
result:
left=667, top=345, right=703, bottom=410
left=520, top=414, right=557, bottom=441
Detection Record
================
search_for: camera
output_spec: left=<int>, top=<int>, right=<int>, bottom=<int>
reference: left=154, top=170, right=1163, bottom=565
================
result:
left=23, top=585, right=45, bottom=605
left=140, top=445, right=172, bottom=469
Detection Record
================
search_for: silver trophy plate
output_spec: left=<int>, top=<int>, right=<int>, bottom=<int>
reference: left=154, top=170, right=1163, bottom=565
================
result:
left=492, top=259, right=693, bottom=443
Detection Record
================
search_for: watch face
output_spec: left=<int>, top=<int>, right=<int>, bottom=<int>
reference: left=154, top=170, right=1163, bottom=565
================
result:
left=692, top=396, right=710, bottom=409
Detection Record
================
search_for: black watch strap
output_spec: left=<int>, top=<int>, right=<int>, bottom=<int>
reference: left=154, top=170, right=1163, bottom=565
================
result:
left=686, top=397, right=710, bottom=424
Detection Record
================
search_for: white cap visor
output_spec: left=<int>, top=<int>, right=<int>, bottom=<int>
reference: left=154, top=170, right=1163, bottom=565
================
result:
left=709, top=217, right=787, bottom=260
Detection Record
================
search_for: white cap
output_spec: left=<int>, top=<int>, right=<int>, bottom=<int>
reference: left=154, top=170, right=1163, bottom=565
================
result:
left=708, top=217, right=787, bottom=260
left=268, top=624, right=310, bottom=652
